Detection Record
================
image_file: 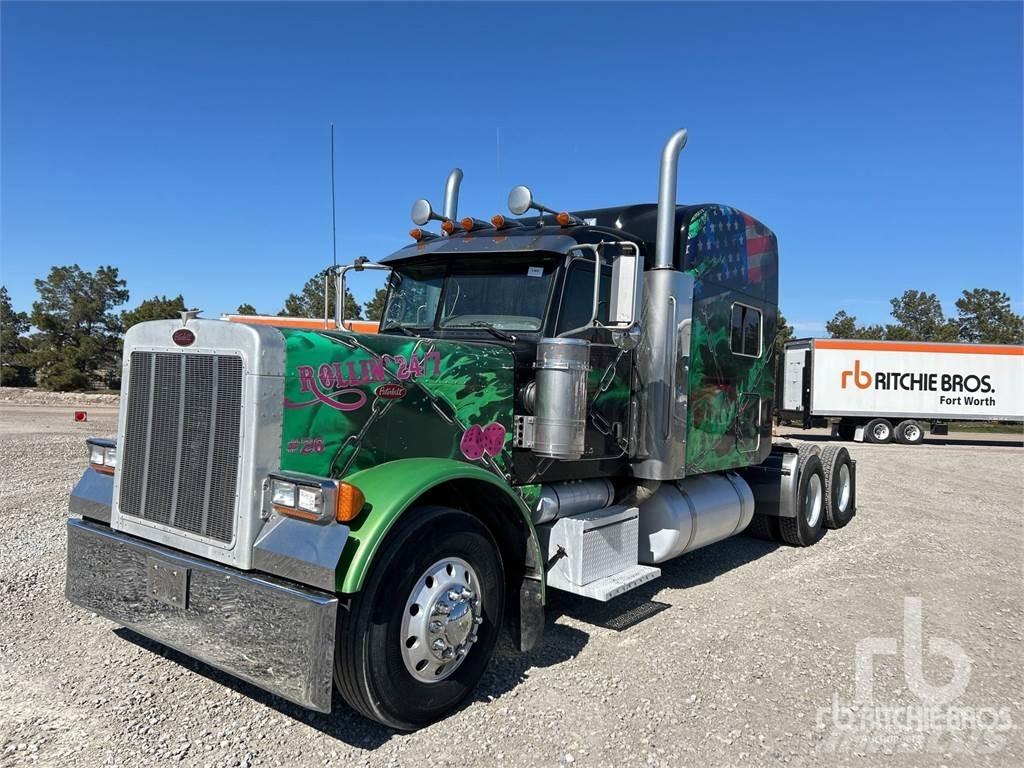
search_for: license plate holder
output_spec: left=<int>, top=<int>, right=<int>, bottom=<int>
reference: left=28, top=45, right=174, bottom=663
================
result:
left=146, top=556, right=190, bottom=609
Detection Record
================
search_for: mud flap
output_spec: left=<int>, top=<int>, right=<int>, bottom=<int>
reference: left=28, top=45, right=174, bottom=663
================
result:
left=514, top=578, right=544, bottom=652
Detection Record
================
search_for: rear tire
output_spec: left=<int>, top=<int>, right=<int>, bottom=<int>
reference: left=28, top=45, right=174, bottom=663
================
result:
left=334, top=506, right=505, bottom=730
left=778, top=453, right=826, bottom=547
left=864, top=418, right=893, bottom=444
left=819, top=445, right=856, bottom=529
left=746, top=513, right=780, bottom=542
left=894, top=419, right=924, bottom=445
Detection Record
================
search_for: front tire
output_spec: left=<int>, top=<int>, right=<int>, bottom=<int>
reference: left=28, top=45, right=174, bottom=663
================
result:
left=778, top=453, right=826, bottom=547
left=334, top=506, right=505, bottom=730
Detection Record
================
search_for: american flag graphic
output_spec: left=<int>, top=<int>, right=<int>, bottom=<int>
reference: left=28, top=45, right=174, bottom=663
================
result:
left=685, top=206, right=776, bottom=290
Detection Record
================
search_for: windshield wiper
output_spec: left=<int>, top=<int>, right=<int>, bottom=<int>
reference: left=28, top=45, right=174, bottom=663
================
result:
left=381, top=323, right=418, bottom=337
left=461, top=321, right=517, bottom=343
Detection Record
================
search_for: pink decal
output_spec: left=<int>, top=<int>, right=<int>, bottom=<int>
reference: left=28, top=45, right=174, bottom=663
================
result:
left=297, top=365, right=317, bottom=392
left=290, top=350, right=444, bottom=413
left=460, top=425, right=486, bottom=460
left=481, top=422, right=506, bottom=456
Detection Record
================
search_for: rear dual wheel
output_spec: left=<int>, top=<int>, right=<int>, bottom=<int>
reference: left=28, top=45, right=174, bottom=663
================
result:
left=865, top=418, right=893, bottom=444
left=895, top=419, right=924, bottom=445
left=778, top=453, right=827, bottom=547
left=819, top=445, right=856, bottom=529
left=334, top=507, right=504, bottom=730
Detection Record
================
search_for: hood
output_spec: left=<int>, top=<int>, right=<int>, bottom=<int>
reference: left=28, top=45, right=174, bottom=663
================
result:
left=278, top=329, right=516, bottom=480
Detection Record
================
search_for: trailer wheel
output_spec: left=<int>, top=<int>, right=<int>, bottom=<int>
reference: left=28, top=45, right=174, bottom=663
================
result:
left=819, top=445, right=856, bottom=529
left=864, top=418, right=893, bottom=444
left=746, top=513, right=780, bottom=542
left=895, top=419, right=924, bottom=445
left=778, top=453, right=826, bottom=547
left=334, top=506, right=505, bottom=730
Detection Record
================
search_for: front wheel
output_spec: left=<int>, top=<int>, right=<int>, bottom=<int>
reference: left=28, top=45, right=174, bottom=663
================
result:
left=334, top=506, right=505, bottom=730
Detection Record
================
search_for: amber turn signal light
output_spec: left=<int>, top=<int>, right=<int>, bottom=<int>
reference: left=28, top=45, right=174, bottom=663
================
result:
left=441, top=219, right=456, bottom=235
left=336, top=482, right=366, bottom=523
left=410, top=228, right=424, bottom=241
left=491, top=214, right=505, bottom=229
left=556, top=211, right=571, bottom=227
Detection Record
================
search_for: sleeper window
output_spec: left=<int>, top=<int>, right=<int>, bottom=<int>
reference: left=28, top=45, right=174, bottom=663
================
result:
left=730, top=304, right=762, bottom=357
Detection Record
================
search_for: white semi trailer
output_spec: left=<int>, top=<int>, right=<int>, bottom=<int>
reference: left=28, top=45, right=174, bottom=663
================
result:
left=780, top=338, right=1024, bottom=444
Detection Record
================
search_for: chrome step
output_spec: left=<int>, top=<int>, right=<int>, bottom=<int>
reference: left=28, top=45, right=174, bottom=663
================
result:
left=550, top=564, right=661, bottom=602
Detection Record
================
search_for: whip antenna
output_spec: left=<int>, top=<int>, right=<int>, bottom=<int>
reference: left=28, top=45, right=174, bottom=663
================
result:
left=330, top=123, right=338, bottom=270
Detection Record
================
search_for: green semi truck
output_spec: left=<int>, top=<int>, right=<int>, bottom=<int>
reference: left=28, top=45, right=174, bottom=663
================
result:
left=66, top=129, right=857, bottom=730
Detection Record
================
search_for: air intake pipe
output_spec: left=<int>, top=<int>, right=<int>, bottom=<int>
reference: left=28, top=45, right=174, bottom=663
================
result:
left=653, top=129, right=688, bottom=269
left=443, top=167, right=464, bottom=222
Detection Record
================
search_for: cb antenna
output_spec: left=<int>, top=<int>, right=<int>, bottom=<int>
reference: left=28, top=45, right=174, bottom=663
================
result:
left=330, top=123, right=338, bottom=269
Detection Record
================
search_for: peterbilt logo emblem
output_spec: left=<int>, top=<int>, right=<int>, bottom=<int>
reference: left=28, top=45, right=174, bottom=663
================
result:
left=172, top=329, right=196, bottom=347
left=376, top=383, right=407, bottom=400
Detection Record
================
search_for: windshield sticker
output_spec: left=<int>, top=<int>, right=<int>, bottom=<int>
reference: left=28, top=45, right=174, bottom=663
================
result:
left=527, top=266, right=544, bottom=278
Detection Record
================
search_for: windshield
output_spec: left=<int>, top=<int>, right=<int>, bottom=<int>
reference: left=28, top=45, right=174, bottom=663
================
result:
left=381, top=255, right=558, bottom=332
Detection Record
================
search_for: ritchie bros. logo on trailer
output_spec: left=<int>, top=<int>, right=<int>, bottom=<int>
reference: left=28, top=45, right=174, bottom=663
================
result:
left=840, top=359, right=995, bottom=395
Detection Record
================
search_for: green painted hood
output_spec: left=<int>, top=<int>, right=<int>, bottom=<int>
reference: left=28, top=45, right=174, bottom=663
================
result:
left=278, top=329, right=515, bottom=480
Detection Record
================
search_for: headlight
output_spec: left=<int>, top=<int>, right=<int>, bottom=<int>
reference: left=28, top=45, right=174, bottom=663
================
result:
left=87, top=438, right=117, bottom=475
left=271, top=479, right=296, bottom=508
left=266, top=472, right=364, bottom=524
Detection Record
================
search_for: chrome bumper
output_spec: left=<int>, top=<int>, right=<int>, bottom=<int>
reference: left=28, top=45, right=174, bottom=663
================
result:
left=65, top=518, right=337, bottom=712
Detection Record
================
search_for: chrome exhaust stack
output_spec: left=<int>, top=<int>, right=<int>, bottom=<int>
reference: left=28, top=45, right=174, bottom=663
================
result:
left=653, top=129, right=688, bottom=269
left=633, top=128, right=693, bottom=481
left=443, top=167, right=464, bottom=222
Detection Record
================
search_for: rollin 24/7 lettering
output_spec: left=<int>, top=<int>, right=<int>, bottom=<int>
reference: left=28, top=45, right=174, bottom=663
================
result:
left=288, top=349, right=443, bottom=413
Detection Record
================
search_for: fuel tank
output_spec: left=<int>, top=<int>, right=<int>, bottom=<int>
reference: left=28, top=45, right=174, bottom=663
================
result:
left=637, top=472, right=754, bottom=564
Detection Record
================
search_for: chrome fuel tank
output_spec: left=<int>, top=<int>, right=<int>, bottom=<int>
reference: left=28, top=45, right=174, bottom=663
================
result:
left=637, top=472, right=754, bottom=564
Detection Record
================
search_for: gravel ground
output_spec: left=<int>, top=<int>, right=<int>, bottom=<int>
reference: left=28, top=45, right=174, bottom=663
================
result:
left=1, top=407, right=1021, bottom=767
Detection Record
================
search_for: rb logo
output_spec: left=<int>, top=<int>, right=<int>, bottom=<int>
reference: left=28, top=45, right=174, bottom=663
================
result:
left=841, top=359, right=872, bottom=390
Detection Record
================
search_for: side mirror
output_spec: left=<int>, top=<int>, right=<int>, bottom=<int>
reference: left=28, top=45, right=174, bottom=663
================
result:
left=507, top=186, right=533, bottom=216
left=608, top=250, right=642, bottom=326
left=411, top=199, right=437, bottom=227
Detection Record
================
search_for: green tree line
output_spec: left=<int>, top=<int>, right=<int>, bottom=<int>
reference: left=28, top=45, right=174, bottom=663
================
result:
left=1, top=265, right=392, bottom=391
left=825, top=289, right=1023, bottom=344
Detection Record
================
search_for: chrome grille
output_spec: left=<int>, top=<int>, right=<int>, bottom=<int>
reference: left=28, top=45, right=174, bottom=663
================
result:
left=120, top=351, right=243, bottom=543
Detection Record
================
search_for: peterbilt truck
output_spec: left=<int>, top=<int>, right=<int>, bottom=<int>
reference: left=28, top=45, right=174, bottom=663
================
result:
left=65, top=129, right=857, bottom=730
left=781, top=337, right=1024, bottom=443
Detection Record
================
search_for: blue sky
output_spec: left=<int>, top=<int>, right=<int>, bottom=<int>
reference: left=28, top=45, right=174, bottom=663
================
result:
left=2, top=1, right=1022, bottom=335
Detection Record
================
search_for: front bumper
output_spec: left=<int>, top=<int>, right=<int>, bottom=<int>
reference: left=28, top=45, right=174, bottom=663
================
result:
left=66, top=518, right=337, bottom=712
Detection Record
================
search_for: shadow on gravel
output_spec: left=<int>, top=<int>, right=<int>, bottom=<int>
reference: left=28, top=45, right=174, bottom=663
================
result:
left=117, top=613, right=591, bottom=748
left=548, top=533, right=780, bottom=628
left=776, top=431, right=1024, bottom=449
left=113, top=534, right=777, bottom=746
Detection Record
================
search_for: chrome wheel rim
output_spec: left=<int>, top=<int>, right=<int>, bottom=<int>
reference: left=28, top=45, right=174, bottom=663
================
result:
left=805, top=473, right=823, bottom=528
left=401, top=557, right=482, bottom=684
left=836, top=463, right=851, bottom=513
left=872, top=423, right=890, bottom=441
left=904, top=423, right=921, bottom=442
